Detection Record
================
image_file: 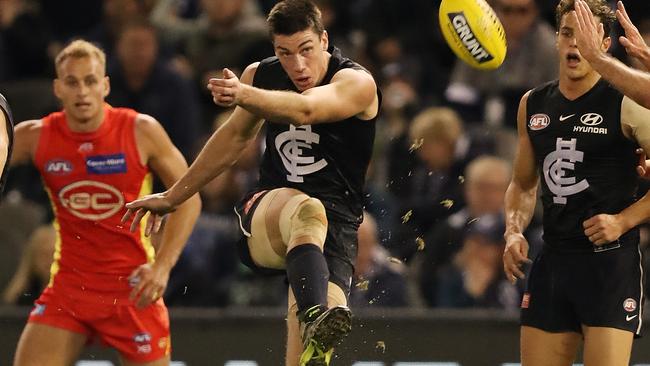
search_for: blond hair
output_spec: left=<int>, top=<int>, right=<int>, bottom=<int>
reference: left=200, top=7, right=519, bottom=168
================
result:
left=55, top=40, right=106, bottom=76
left=409, top=107, right=463, bottom=144
left=465, top=155, right=511, bottom=184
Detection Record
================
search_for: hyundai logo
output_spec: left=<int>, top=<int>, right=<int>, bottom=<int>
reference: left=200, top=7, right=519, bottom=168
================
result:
left=580, top=113, right=603, bottom=126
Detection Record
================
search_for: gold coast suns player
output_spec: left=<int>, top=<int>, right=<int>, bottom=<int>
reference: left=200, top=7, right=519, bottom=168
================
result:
left=10, top=40, right=200, bottom=366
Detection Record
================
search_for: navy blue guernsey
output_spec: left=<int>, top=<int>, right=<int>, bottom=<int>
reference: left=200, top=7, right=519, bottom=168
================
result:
left=0, top=93, right=13, bottom=199
left=252, top=45, right=379, bottom=224
left=526, top=79, right=639, bottom=252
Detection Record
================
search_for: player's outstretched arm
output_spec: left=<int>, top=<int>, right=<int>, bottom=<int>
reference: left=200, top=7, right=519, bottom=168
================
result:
left=208, top=64, right=378, bottom=125
left=126, top=114, right=202, bottom=308
left=584, top=97, right=650, bottom=246
left=123, top=64, right=264, bottom=227
left=573, top=0, right=650, bottom=109
left=503, top=91, right=537, bottom=283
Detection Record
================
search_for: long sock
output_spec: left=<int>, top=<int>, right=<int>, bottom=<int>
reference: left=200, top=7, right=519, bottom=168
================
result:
left=286, top=243, right=329, bottom=319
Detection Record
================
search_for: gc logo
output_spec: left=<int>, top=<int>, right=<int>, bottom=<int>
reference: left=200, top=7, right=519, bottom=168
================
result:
left=580, top=113, right=603, bottom=126
left=59, top=180, right=124, bottom=220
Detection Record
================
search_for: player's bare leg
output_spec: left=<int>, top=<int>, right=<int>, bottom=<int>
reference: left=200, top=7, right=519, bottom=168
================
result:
left=520, top=326, right=580, bottom=366
left=287, top=298, right=301, bottom=366
left=247, top=188, right=315, bottom=270
left=581, top=326, right=633, bottom=366
left=246, top=187, right=350, bottom=365
left=121, top=355, right=170, bottom=366
left=13, top=323, right=87, bottom=366
left=249, top=188, right=325, bottom=365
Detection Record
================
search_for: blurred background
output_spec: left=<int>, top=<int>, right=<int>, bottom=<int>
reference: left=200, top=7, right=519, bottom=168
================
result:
left=1, top=0, right=650, bottom=364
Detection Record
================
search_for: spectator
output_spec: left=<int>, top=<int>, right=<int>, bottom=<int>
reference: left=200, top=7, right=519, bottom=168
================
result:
left=0, top=0, right=53, bottom=81
left=388, top=107, right=495, bottom=261
left=85, top=0, right=149, bottom=57
left=436, top=213, right=520, bottom=310
left=107, top=19, right=201, bottom=160
left=150, top=0, right=271, bottom=128
left=418, top=155, right=512, bottom=307
left=353, top=0, right=451, bottom=101
left=350, top=212, right=408, bottom=308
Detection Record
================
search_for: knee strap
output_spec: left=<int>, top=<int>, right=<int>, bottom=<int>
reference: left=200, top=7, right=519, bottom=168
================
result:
left=280, top=196, right=328, bottom=247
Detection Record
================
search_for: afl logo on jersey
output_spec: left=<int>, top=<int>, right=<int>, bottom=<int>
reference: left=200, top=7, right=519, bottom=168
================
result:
left=59, top=180, right=124, bottom=220
left=45, top=159, right=73, bottom=175
left=623, top=298, right=637, bottom=312
left=529, top=114, right=550, bottom=130
left=580, top=113, right=603, bottom=126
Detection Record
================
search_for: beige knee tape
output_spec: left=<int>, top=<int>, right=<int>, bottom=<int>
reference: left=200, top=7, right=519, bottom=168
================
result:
left=288, top=282, right=348, bottom=315
left=248, top=190, right=287, bottom=269
left=280, top=197, right=328, bottom=248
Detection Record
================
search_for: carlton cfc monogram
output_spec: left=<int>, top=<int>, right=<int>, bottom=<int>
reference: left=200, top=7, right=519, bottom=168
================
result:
left=543, top=138, right=589, bottom=204
left=275, top=125, right=328, bottom=183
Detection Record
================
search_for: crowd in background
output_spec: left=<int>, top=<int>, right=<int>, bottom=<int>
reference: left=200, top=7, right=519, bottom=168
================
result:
left=1, top=0, right=650, bottom=311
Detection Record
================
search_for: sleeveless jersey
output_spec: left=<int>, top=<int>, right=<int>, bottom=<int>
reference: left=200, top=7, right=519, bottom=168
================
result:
left=526, top=79, right=639, bottom=252
left=35, top=105, right=154, bottom=303
left=0, top=93, right=13, bottom=198
left=253, top=45, right=379, bottom=224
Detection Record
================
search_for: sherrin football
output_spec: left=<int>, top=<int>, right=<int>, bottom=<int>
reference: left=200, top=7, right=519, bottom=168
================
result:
left=439, top=0, right=507, bottom=70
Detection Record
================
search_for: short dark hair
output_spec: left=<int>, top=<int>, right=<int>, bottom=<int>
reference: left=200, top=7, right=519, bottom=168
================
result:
left=555, top=0, right=616, bottom=37
left=267, top=0, right=324, bottom=37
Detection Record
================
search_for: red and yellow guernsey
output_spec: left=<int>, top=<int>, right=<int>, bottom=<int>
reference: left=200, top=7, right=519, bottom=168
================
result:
left=35, top=105, right=153, bottom=305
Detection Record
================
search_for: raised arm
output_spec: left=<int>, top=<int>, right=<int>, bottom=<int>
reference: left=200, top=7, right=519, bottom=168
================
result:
left=573, top=0, right=650, bottom=108
left=208, top=64, right=379, bottom=125
left=127, top=114, right=201, bottom=308
left=615, top=1, right=650, bottom=71
left=503, top=91, right=538, bottom=283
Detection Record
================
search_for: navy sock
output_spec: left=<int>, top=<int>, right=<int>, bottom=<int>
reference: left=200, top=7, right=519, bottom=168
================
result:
left=286, top=244, right=329, bottom=317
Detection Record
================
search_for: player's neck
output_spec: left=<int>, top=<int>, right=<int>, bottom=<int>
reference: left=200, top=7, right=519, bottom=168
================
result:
left=65, top=109, right=105, bottom=133
left=558, top=72, right=601, bottom=101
